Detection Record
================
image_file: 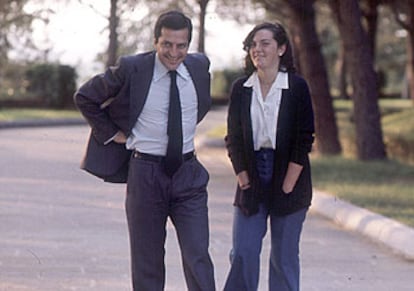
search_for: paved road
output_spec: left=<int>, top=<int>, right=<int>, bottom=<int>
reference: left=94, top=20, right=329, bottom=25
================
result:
left=1, top=107, right=413, bottom=291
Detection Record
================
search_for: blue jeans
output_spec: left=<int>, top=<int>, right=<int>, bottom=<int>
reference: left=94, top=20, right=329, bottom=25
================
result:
left=223, top=149, right=307, bottom=291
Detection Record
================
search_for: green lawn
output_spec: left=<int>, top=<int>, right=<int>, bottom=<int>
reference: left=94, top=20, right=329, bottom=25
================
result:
left=310, top=155, right=414, bottom=227
left=316, top=99, right=414, bottom=227
left=0, top=108, right=81, bottom=121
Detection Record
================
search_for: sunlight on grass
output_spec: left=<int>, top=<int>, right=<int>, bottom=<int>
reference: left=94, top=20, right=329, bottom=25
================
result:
left=206, top=124, right=226, bottom=138
left=0, top=108, right=81, bottom=121
left=311, top=155, right=414, bottom=227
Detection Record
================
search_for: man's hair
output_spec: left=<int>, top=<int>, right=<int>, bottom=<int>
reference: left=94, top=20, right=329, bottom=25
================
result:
left=154, top=10, right=193, bottom=43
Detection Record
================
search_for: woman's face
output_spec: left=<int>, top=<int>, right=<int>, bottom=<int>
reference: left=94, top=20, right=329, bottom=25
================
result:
left=249, top=29, right=286, bottom=71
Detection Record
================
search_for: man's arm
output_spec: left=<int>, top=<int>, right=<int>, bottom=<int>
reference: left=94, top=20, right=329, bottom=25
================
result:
left=74, top=58, right=128, bottom=144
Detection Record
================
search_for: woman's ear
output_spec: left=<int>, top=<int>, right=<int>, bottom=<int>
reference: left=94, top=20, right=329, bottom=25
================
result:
left=278, top=44, right=287, bottom=57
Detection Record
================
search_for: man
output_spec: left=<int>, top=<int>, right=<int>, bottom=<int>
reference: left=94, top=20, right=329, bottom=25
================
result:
left=74, top=10, right=216, bottom=291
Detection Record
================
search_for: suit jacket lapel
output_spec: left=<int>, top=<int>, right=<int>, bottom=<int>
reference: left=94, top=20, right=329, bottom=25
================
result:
left=128, top=52, right=155, bottom=132
left=184, top=57, right=210, bottom=123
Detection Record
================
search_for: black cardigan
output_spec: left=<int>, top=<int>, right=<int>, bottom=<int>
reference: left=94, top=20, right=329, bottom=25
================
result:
left=225, top=73, right=315, bottom=216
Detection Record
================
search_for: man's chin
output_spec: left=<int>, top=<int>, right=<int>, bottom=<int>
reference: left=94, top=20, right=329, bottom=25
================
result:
left=166, top=63, right=180, bottom=70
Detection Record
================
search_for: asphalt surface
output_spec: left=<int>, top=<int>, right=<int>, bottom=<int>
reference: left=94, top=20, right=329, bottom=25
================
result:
left=1, top=106, right=413, bottom=290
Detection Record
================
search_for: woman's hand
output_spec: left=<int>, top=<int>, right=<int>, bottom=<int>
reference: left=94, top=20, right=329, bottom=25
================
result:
left=282, top=162, right=303, bottom=194
left=237, top=171, right=250, bottom=190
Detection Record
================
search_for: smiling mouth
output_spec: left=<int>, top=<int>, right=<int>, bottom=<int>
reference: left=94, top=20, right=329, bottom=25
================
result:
left=253, top=56, right=264, bottom=61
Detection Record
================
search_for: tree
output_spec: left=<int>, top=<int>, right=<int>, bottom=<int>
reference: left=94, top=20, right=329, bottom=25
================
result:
left=197, top=0, right=210, bottom=53
left=283, top=0, right=342, bottom=155
left=0, top=0, right=54, bottom=100
left=388, top=0, right=414, bottom=102
left=0, top=0, right=40, bottom=68
left=107, top=0, right=119, bottom=67
left=329, top=0, right=386, bottom=160
left=361, top=0, right=381, bottom=59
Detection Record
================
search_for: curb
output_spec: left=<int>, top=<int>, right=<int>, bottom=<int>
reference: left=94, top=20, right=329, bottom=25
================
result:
left=310, top=191, right=414, bottom=261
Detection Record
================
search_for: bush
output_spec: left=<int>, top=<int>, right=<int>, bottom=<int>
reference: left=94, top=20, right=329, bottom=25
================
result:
left=211, top=68, right=244, bottom=100
left=25, top=63, right=77, bottom=109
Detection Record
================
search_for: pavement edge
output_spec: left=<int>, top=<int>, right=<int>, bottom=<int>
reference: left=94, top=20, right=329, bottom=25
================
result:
left=310, top=191, right=414, bottom=261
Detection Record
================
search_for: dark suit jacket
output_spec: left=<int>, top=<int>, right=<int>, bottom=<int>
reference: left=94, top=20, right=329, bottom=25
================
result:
left=225, top=73, right=315, bottom=216
left=74, top=51, right=211, bottom=183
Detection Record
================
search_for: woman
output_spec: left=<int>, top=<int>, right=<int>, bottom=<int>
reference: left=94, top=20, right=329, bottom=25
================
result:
left=223, top=22, right=315, bottom=291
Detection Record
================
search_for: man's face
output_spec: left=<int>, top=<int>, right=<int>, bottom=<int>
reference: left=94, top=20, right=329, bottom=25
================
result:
left=155, top=27, right=190, bottom=71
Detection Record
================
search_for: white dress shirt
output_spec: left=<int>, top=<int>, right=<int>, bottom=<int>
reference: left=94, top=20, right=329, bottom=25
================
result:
left=126, top=54, right=198, bottom=155
left=244, top=71, right=289, bottom=151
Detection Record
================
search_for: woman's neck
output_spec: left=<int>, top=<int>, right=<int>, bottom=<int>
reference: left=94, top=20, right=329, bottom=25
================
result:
left=257, top=67, right=278, bottom=86
left=257, top=67, right=278, bottom=99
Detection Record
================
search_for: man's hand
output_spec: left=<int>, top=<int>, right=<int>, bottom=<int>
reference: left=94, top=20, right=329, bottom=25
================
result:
left=113, top=131, right=127, bottom=144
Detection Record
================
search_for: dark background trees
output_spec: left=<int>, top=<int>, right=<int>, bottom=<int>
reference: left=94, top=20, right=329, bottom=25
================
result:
left=329, top=0, right=386, bottom=160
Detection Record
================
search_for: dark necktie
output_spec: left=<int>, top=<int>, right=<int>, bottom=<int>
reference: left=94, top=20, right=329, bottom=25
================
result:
left=165, top=70, right=183, bottom=176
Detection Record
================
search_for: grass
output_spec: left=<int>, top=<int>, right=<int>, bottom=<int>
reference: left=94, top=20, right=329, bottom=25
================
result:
left=315, top=99, right=414, bottom=227
left=0, top=108, right=81, bottom=122
left=310, top=155, right=414, bottom=227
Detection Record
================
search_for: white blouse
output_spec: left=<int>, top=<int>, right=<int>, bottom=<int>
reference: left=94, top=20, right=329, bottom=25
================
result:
left=243, top=71, right=289, bottom=151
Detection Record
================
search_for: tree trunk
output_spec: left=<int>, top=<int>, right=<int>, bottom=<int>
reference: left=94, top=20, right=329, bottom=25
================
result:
left=336, top=44, right=350, bottom=99
left=363, top=0, right=379, bottom=59
left=197, top=0, right=209, bottom=53
left=407, top=4, right=414, bottom=102
left=329, top=0, right=386, bottom=160
left=390, top=0, right=414, bottom=101
left=106, top=0, right=119, bottom=67
left=285, top=0, right=342, bottom=155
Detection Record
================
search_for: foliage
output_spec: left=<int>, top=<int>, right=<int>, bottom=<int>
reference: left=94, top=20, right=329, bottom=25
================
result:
left=25, top=63, right=77, bottom=109
left=334, top=99, right=414, bottom=163
left=382, top=107, right=414, bottom=162
left=0, top=0, right=32, bottom=65
left=211, top=68, right=244, bottom=99
left=0, top=61, right=29, bottom=100
left=0, top=108, right=80, bottom=121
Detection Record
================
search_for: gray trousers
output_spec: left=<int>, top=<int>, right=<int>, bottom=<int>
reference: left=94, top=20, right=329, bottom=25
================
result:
left=125, top=154, right=215, bottom=291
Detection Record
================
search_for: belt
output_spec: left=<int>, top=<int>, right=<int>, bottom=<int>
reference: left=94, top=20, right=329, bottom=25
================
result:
left=133, top=151, right=194, bottom=163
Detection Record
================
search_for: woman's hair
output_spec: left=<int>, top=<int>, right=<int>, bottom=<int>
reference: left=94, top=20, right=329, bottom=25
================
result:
left=154, top=10, right=193, bottom=44
left=242, top=22, right=296, bottom=75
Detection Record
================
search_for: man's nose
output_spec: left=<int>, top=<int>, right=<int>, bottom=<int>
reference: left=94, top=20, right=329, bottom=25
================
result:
left=169, top=46, right=179, bottom=56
